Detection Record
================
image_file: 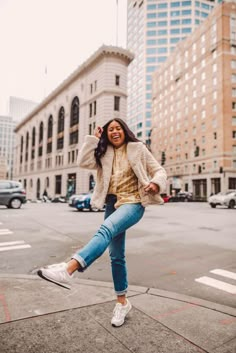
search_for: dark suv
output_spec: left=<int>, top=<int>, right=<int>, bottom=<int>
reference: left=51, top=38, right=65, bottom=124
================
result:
left=0, top=180, right=26, bottom=209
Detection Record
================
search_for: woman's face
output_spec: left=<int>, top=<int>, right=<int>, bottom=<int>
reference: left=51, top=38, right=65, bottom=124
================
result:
left=107, top=120, right=125, bottom=148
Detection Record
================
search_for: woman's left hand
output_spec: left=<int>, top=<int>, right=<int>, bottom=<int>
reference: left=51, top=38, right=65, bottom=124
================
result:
left=144, top=182, right=160, bottom=195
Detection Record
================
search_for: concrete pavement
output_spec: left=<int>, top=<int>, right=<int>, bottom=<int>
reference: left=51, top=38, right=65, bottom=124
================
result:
left=0, top=274, right=235, bottom=353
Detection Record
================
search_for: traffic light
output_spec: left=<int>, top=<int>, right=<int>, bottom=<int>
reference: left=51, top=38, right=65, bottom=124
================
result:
left=161, top=151, right=166, bottom=165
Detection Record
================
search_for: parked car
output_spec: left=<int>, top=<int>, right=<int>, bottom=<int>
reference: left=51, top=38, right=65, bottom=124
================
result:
left=208, top=190, right=236, bottom=209
left=168, top=191, right=193, bottom=202
left=0, top=180, right=26, bottom=209
left=68, top=192, right=105, bottom=212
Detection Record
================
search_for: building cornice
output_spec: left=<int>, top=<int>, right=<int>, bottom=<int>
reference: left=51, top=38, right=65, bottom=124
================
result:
left=14, top=45, right=134, bottom=132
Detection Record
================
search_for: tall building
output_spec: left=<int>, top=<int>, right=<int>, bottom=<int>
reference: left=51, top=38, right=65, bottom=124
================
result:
left=14, top=45, right=133, bottom=200
left=9, top=96, right=38, bottom=123
left=151, top=0, right=236, bottom=199
left=0, top=116, right=16, bottom=179
left=127, top=0, right=221, bottom=144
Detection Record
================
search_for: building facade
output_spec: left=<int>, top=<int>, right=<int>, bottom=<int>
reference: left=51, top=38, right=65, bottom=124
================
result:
left=0, top=116, right=17, bottom=179
left=14, top=45, right=133, bottom=200
left=126, top=0, right=221, bottom=144
left=151, top=1, right=236, bottom=199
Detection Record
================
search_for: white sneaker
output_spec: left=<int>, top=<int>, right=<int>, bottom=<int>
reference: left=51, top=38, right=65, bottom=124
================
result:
left=111, top=299, right=132, bottom=327
left=37, top=262, right=73, bottom=289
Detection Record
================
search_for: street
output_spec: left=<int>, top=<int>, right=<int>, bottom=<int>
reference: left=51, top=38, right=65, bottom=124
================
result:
left=0, top=201, right=235, bottom=308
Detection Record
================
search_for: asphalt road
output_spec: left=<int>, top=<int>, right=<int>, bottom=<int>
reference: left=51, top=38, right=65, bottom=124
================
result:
left=0, top=201, right=235, bottom=308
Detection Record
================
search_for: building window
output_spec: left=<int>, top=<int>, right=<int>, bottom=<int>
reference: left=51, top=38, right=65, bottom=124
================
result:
left=94, top=101, right=97, bottom=115
left=233, top=116, right=236, bottom=125
left=38, top=122, right=43, bottom=157
left=233, top=102, right=236, bottom=111
left=58, top=107, right=64, bottom=133
left=232, top=74, right=236, bottom=83
left=233, top=131, right=236, bottom=139
left=25, top=132, right=29, bottom=162
left=31, top=127, right=36, bottom=160
left=70, top=131, right=78, bottom=145
left=115, top=75, right=120, bottom=86
left=114, top=96, right=120, bottom=111
left=70, top=97, right=79, bottom=127
left=55, top=175, right=62, bottom=194
left=229, top=177, right=236, bottom=188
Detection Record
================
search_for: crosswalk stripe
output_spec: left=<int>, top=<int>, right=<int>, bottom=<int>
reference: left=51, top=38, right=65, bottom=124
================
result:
left=0, top=229, right=13, bottom=235
left=0, top=241, right=25, bottom=247
left=210, top=269, right=236, bottom=281
left=0, top=244, right=31, bottom=252
left=195, top=276, right=236, bottom=294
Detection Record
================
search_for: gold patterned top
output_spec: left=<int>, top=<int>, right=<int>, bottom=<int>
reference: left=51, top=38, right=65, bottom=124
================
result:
left=108, top=144, right=141, bottom=208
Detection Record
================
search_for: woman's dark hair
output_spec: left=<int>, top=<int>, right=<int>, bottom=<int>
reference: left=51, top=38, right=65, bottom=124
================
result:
left=94, top=118, right=140, bottom=167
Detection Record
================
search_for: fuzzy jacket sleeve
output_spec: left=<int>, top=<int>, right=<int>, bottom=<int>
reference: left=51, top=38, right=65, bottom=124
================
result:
left=77, top=135, right=99, bottom=170
left=145, top=147, right=167, bottom=193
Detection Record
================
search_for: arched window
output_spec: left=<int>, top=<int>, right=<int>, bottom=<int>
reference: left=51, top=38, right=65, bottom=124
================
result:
left=70, top=97, right=79, bottom=127
left=31, top=127, right=36, bottom=159
left=47, top=115, right=53, bottom=154
left=69, top=97, right=79, bottom=145
left=20, top=136, right=23, bottom=164
left=25, top=132, right=29, bottom=161
left=57, top=107, right=64, bottom=150
left=58, top=107, right=64, bottom=133
left=48, top=115, right=53, bottom=138
left=38, top=122, right=43, bottom=157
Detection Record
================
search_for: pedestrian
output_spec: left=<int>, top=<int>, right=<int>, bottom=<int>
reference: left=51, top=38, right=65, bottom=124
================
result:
left=37, top=118, right=167, bottom=327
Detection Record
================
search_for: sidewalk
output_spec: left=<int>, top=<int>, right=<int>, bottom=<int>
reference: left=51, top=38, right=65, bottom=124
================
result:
left=0, top=274, right=235, bottom=353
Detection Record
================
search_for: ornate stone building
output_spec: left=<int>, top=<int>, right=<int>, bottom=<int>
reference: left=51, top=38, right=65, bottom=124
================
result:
left=14, top=45, right=133, bottom=200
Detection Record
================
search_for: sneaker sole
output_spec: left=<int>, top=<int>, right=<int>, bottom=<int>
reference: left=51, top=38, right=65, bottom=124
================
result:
left=111, top=304, right=132, bottom=327
left=37, top=269, right=71, bottom=290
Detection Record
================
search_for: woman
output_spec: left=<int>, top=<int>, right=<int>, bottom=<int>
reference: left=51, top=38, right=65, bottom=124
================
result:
left=38, top=118, right=167, bottom=327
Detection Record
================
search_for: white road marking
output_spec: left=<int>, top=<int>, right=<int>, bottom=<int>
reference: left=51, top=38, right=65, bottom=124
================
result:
left=0, top=240, right=31, bottom=252
left=210, top=269, right=236, bottom=281
left=0, top=241, right=25, bottom=247
left=195, top=276, right=236, bottom=294
left=0, top=229, right=13, bottom=235
left=0, top=244, right=31, bottom=252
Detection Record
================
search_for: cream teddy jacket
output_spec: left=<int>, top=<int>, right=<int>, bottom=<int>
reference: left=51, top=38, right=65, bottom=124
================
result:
left=78, top=135, right=167, bottom=209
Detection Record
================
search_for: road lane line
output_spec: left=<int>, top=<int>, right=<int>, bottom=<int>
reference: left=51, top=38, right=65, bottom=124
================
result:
left=195, top=276, right=236, bottom=294
left=0, top=244, right=31, bottom=252
left=0, top=230, right=13, bottom=235
left=0, top=241, right=25, bottom=247
left=210, top=269, right=236, bottom=281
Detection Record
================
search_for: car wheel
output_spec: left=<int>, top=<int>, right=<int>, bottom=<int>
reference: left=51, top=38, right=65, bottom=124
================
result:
left=210, top=203, right=216, bottom=208
left=9, top=198, right=22, bottom=209
left=228, top=200, right=235, bottom=209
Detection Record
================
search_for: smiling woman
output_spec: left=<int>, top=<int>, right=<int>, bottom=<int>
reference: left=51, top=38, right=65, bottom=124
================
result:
left=38, top=117, right=167, bottom=327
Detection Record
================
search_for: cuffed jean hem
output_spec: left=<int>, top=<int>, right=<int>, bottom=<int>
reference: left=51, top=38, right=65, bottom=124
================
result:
left=115, top=288, right=128, bottom=296
left=71, top=254, right=87, bottom=272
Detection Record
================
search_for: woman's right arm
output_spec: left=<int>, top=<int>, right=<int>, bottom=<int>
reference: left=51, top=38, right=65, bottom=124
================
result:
left=77, top=135, right=99, bottom=170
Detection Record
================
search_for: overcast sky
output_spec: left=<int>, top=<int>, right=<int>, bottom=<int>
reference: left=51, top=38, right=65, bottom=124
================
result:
left=0, top=0, right=127, bottom=115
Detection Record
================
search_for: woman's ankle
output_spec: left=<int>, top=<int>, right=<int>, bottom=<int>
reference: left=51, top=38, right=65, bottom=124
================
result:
left=67, top=259, right=80, bottom=274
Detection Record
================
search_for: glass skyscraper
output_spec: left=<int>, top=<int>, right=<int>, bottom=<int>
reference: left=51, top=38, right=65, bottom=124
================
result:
left=127, top=0, right=222, bottom=144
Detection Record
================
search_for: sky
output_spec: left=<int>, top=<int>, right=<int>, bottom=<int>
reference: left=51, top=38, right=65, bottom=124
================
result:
left=0, top=0, right=127, bottom=115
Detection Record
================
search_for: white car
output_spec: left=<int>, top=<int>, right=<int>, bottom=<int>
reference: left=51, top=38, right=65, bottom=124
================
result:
left=208, top=190, right=236, bottom=209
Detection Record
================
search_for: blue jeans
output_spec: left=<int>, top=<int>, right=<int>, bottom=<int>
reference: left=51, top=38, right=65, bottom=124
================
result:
left=72, top=195, right=145, bottom=295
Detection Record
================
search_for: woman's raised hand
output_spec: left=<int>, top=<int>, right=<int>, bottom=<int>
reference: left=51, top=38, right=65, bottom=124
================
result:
left=94, top=126, right=103, bottom=139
